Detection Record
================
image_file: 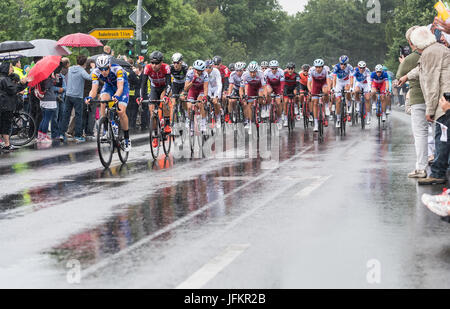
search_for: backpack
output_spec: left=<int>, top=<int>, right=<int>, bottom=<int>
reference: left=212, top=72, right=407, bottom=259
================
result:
left=34, top=82, right=45, bottom=100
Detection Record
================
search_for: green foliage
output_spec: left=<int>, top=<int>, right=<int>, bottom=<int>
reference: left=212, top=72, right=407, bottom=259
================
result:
left=0, top=0, right=23, bottom=41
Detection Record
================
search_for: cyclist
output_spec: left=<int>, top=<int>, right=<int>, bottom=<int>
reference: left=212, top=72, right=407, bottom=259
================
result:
left=299, top=64, right=311, bottom=122
left=86, top=55, right=131, bottom=152
left=240, top=62, right=266, bottom=134
left=229, top=63, right=235, bottom=73
left=332, top=55, right=354, bottom=128
left=205, top=60, right=223, bottom=128
left=264, top=60, right=285, bottom=129
left=226, top=62, right=245, bottom=124
left=307, top=59, right=331, bottom=132
left=170, top=52, right=188, bottom=119
left=283, top=62, right=300, bottom=126
left=352, top=61, right=372, bottom=125
left=371, top=64, right=390, bottom=122
left=185, top=60, right=209, bottom=133
left=212, top=56, right=230, bottom=99
left=139, top=51, right=172, bottom=142
left=260, top=61, right=269, bottom=73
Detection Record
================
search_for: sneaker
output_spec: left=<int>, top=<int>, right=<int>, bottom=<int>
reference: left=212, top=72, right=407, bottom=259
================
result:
left=152, top=138, right=159, bottom=148
left=123, top=139, right=132, bottom=152
left=408, top=169, right=427, bottom=178
left=41, top=135, right=53, bottom=144
left=382, top=113, right=386, bottom=122
left=58, top=134, right=65, bottom=142
left=164, top=125, right=172, bottom=134
left=75, top=137, right=86, bottom=143
left=418, top=177, right=446, bottom=185
left=336, top=119, right=341, bottom=128
left=313, top=122, right=319, bottom=132
left=422, top=189, right=450, bottom=217
left=37, top=131, right=43, bottom=140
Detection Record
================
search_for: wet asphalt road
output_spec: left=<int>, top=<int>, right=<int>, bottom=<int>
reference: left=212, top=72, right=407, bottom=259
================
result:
left=0, top=108, right=450, bottom=289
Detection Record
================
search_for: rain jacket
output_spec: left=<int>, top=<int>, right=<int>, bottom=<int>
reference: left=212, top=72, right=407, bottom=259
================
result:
left=0, top=62, right=27, bottom=111
left=407, top=42, right=450, bottom=121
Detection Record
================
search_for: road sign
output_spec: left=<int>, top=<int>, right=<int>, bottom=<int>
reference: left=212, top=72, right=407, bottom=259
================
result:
left=89, top=28, right=135, bottom=40
left=129, top=8, right=151, bottom=26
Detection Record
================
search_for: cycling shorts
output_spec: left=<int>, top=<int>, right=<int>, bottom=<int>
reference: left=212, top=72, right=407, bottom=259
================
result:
left=355, top=82, right=370, bottom=94
left=188, top=86, right=204, bottom=102
left=311, top=79, right=327, bottom=96
left=372, top=82, right=386, bottom=95
left=247, top=86, right=264, bottom=98
left=283, top=85, right=297, bottom=99
left=101, top=84, right=129, bottom=106
left=299, top=83, right=309, bottom=93
left=267, top=83, right=283, bottom=96
left=150, top=86, right=165, bottom=103
left=208, top=86, right=221, bottom=99
left=334, top=79, right=351, bottom=98
left=172, top=82, right=185, bottom=96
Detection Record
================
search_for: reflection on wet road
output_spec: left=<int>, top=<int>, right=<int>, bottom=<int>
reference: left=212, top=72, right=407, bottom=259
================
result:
left=1, top=109, right=450, bottom=288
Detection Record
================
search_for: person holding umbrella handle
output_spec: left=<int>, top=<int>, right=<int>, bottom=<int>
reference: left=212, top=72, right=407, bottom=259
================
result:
left=85, top=55, right=131, bottom=152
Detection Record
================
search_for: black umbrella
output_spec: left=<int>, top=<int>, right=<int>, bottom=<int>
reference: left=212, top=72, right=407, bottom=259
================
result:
left=0, top=41, right=35, bottom=53
left=90, top=54, right=133, bottom=70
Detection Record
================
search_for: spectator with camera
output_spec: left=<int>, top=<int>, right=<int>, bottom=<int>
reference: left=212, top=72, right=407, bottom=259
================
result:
left=399, top=26, right=450, bottom=185
left=397, top=26, right=428, bottom=178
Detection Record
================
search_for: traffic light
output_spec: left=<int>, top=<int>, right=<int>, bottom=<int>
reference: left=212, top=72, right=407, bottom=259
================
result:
left=140, top=41, right=148, bottom=55
left=125, top=40, right=134, bottom=57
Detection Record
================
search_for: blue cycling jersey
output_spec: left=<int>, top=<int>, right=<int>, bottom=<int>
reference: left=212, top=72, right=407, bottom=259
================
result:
left=370, top=71, right=388, bottom=84
left=333, top=64, right=353, bottom=80
left=353, top=67, right=371, bottom=83
left=92, top=64, right=129, bottom=91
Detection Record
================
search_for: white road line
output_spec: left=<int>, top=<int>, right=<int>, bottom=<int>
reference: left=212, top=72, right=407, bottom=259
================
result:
left=295, top=175, right=332, bottom=198
left=81, top=146, right=313, bottom=277
left=175, top=244, right=250, bottom=289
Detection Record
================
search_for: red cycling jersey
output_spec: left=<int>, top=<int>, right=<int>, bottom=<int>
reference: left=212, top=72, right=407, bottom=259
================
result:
left=284, top=71, right=300, bottom=88
left=143, top=63, right=171, bottom=88
left=218, top=64, right=231, bottom=84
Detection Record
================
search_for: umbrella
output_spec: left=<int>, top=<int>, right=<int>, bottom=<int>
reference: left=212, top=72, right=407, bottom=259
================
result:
left=57, top=33, right=103, bottom=48
left=27, top=55, right=61, bottom=88
left=0, top=41, right=34, bottom=53
left=0, top=52, right=24, bottom=61
left=19, top=39, right=71, bottom=57
left=90, top=54, right=133, bottom=70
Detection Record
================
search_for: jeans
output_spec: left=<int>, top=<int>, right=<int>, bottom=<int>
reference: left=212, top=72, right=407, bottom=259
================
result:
left=411, top=104, right=428, bottom=171
left=430, top=115, right=450, bottom=179
left=59, top=96, right=84, bottom=138
left=50, top=98, right=64, bottom=138
left=39, top=108, right=56, bottom=134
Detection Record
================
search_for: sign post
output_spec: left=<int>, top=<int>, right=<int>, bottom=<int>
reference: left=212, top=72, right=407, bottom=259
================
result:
left=89, top=28, right=135, bottom=40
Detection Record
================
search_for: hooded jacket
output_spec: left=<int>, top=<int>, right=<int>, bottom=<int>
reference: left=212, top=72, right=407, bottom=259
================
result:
left=0, top=62, right=27, bottom=111
left=66, top=65, right=92, bottom=99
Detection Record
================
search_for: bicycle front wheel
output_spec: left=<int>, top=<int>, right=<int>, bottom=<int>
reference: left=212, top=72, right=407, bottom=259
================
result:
left=97, top=117, right=114, bottom=168
left=117, top=127, right=129, bottom=165
left=149, top=114, right=161, bottom=160
left=9, top=112, right=37, bottom=146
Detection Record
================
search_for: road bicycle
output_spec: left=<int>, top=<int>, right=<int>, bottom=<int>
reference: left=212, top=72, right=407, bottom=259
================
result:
left=146, top=98, right=172, bottom=160
left=9, top=110, right=37, bottom=147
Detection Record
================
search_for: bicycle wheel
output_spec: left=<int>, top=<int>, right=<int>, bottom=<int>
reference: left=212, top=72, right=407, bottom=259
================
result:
left=149, top=113, right=161, bottom=160
left=162, top=122, right=172, bottom=157
left=318, top=104, right=324, bottom=141
left=303, top=102, right=309, bottom=130
left=9, top=111, right=37, bottom=146
left=97, top=117, right=114, bottom=168
left=117, top=126, right=129, bottom=164
left=361, top=102, right=365, bottom=130
left=189, top=110, right=196, bottom=154
left=288, top=102, right=294, bottom=133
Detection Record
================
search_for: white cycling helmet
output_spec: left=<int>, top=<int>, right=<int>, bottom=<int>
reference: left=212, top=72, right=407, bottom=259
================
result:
left=358, top=61, right=367, bottom=68
left=269, top=60, right=279, bottom=68
left=96, top=55, right=111, bottom=69
left=172, top=52, right=183, bottom=63
left=313, top=59, right=324, bottom=67
left=193, top=60, right=206, bottom=71
left=248, top=63, right=259, bottom=72
left=261, top=61, right=269, bottom=67
left=375, top=64, right=383, bottom=72
left=235, top=62, right=246, bottom=71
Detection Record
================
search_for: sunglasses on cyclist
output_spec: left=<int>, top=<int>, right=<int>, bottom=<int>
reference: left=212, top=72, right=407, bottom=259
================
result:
left=173, top=61, right=180, bottom=65
left=99, top=67, right=109, bottom=71
left=151, top=61, right=161, bottom=65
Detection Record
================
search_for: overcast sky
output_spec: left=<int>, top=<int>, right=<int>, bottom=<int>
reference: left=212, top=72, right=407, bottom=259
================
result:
left=278, top=0, right=309, bottom=15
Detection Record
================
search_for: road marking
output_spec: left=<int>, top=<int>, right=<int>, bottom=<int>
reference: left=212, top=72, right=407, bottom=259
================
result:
left=295, top=175, right=332, bottom=198
left=82, top=146, right=313, bottom=277
left=176, top=244, right=250, bottom=289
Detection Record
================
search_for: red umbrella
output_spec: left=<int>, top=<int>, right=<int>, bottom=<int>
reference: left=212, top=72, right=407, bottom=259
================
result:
left=57, top=33, right=103, bottom=48
left=27, top=55, right=61, bottom=88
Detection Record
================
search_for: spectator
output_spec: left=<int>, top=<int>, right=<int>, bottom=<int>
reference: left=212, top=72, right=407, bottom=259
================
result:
left=29, top=57, right=43, bottom=128
left=51, top=63, right=66, bottom=140
left=126, top=59, right=141, bottom=130
left=59, top=55, right=92, bottom=143
left=103, top=45, right=114, bottom=56
left=399, top=26, right=450, bottom=185
left=37, top=74, right=58, bottom=144
left=82, top=58, right=96, bottom=140
left=0, top=62, right=27, bottom=151
left=396, top=25, right=428, bottom=179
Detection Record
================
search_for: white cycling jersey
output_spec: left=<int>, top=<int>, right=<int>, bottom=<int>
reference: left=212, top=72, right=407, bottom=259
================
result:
left=264, top=68, right=285, bottom=87
left=207, top=67, right=222, bottom=98
left=308, top=66, right=330, bottom=82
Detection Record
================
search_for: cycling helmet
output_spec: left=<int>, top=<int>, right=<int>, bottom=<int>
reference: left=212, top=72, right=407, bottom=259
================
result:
left=96, top=55, right=111, bottom=69
left=248, top=62, right=259, bottom=72
left=193, top=60, right=206, bottom=71
left=213, top=56, right=222, bottom=65
left=358, top=61, right=367, bottom=68
left=261, top=61, right=269, bottom=67
left=375, top=64, right=383, bottom=72
left=150, top=51, right=163, bottom=63
left=229, top=63, right=235, bottom=71
left=172, top=52, right=183, bottom=63
left=205, top=59, right=214, bottom=67
left=269, top=60, right=279, bottom=68
left=301, top=64, right=310, bottom=71
left=286, top=62, right=296, bottom=69
left=313, top=59, right=324, bottom=67
left=339, top=55, right=349, bottom=65
left=235, top=62, right=246, bottom=71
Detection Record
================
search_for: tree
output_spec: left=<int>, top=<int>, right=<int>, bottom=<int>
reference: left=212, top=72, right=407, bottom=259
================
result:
left=0, top=0, right=24, bottom=41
